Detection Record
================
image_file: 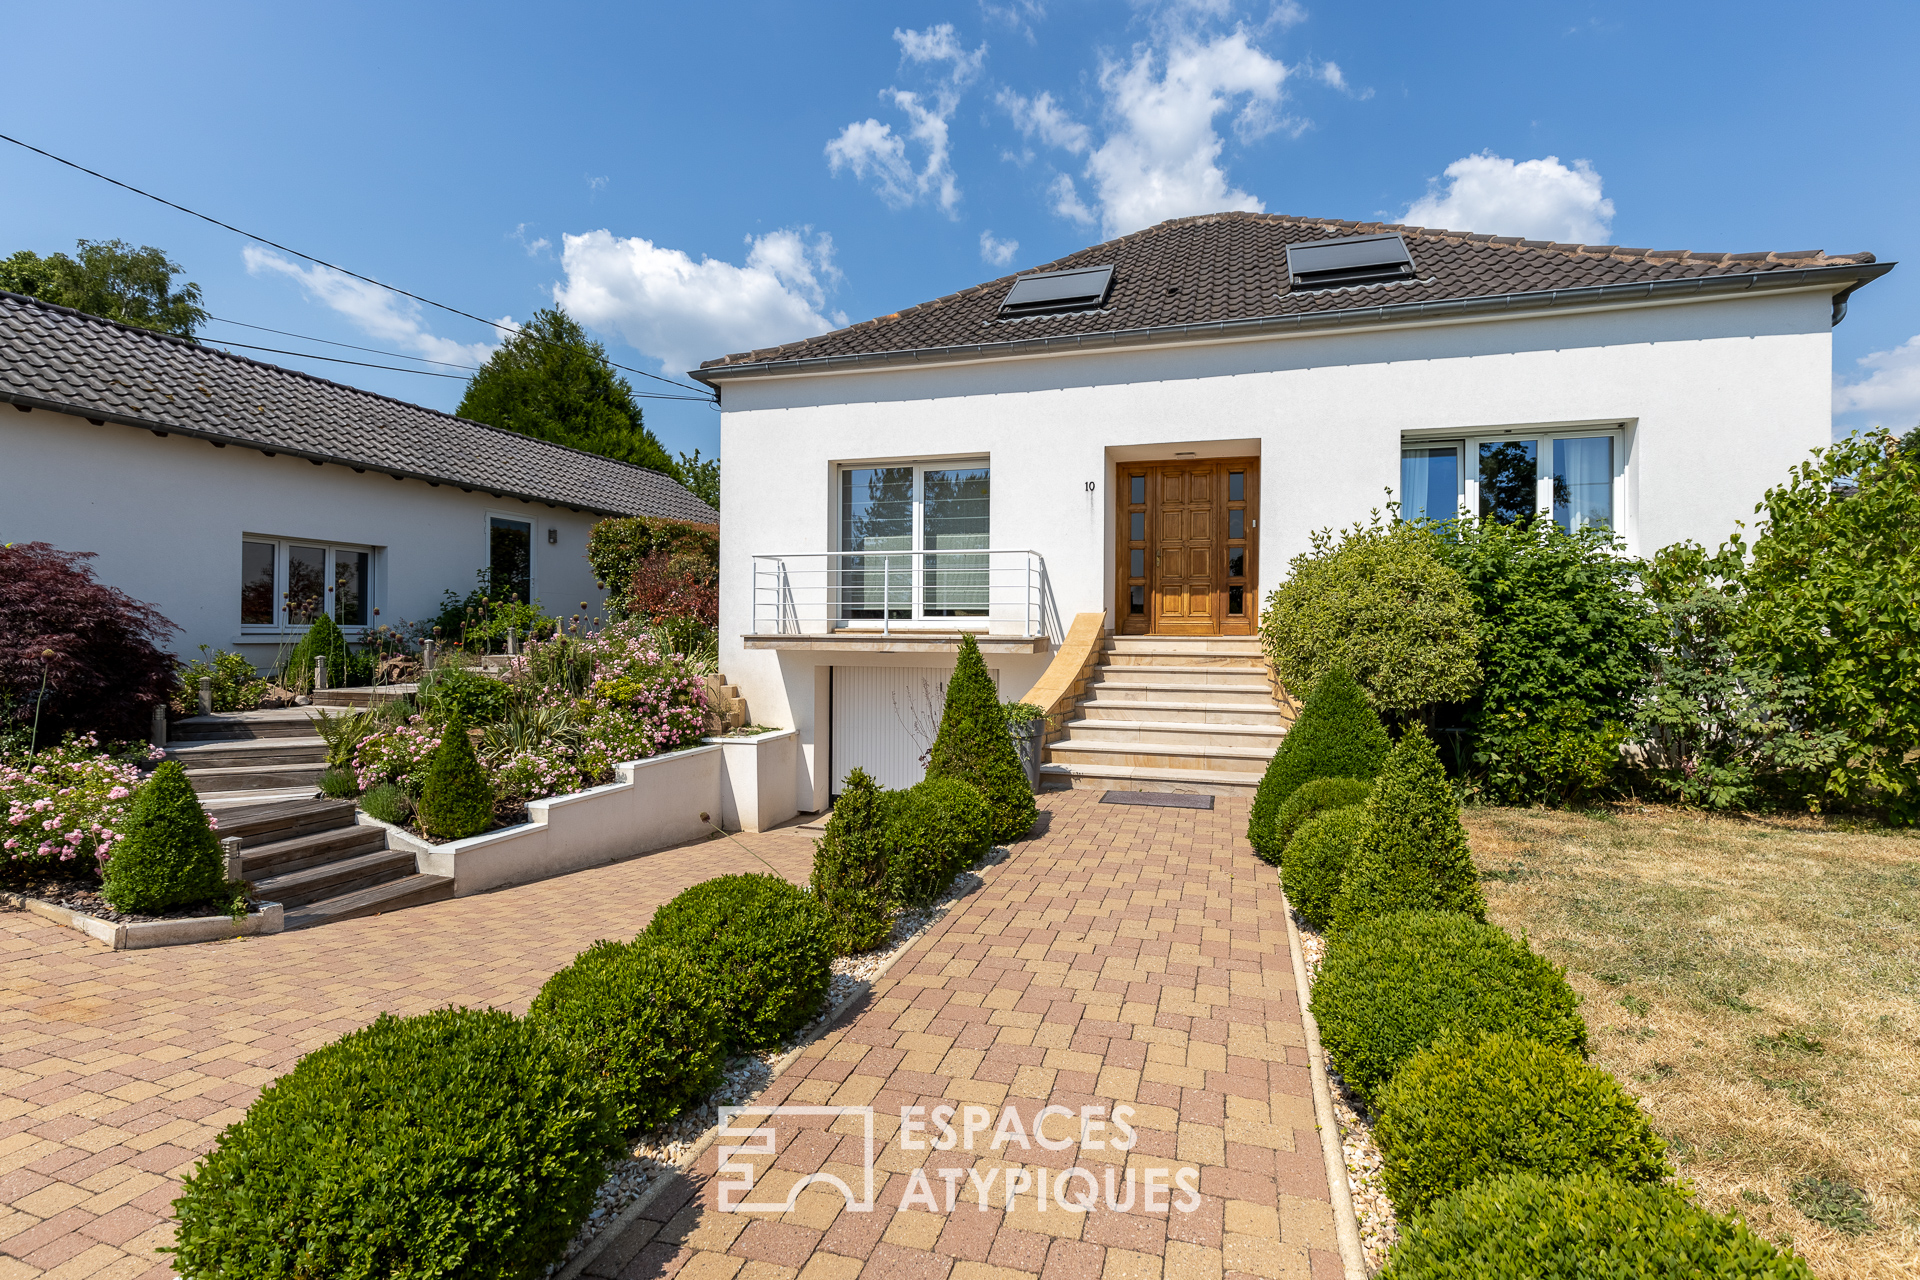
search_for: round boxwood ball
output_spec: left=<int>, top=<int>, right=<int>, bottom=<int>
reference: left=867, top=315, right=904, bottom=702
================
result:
left=1308, top=910, right=1586, bottom=1109
left=1380, top=1170, right=1815, bottom=1279
left=1281, top=802, right=1367, bottom=931
left=169, top=1007, right=623, bottom=1280
left=1376, top=1030, right=1671, bottom=1219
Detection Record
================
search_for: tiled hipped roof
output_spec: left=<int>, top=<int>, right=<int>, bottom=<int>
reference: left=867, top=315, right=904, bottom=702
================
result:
left=0, top=291, right=718, bottom=523
left=697, top=211, right=1884, bottom=377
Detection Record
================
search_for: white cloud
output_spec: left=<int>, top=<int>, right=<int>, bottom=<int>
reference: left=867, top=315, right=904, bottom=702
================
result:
left=513, top=224, right=551, bottom=256
left=1833, top=333, right=1920, bottom=424
left=242, top=246, right=503, bottom=367
left=998, top=88, right=1091, bottom=154
left=1403, top=152, right=1615, bottom=243
left=980, top=0, right=1045, bottom=41
left=826, top=25, right=986, bottom=216
left=553, top=227, right=846, bottom=376
left=979, top=231, right=1020, bottom=267
left=1266, top=0, right=1308, bottom=30
left=1049, top=173, right=1096, bottom=225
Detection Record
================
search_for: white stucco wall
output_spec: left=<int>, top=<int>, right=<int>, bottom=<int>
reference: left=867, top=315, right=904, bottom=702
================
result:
left=2, top=408, right=610, bottom=670
left=714, top=288, right=1837, bottom=809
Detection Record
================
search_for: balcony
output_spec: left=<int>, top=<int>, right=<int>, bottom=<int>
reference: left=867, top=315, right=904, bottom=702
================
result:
left=745, top=549, right=1058, bottom=653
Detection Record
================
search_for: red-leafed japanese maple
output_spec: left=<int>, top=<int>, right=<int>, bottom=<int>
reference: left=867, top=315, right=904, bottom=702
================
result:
left=0, top=542, right=177, bottom=742
left=626, top=551, right=718, bottom=628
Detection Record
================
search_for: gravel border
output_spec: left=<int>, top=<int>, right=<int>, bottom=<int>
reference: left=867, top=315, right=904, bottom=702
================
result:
left=548, top=847, right=1010, bottom=1277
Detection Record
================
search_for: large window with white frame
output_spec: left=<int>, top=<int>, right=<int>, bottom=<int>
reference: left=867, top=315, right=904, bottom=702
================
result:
left=240, top=538, right=374, bottom=633
left=1400, top=426, right=1625, bottom=536
left=837, top=459, right=990, bottom=621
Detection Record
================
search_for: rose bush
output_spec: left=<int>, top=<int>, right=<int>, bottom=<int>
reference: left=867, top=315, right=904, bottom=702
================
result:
left=1, top=735, right=200, bottom=888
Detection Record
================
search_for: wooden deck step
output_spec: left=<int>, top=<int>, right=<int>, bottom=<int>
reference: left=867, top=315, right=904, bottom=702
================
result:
left=283, top=874, right=455, bottom=930
left=254, top=848, right=420, bottom=909
left=212, top=797, right=357, bottom=848
left=239, top=824, right=388, bottom=878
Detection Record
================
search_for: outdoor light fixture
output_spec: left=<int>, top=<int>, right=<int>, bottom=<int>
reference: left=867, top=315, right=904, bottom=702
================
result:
left=547, top=528, right=557, bottom=544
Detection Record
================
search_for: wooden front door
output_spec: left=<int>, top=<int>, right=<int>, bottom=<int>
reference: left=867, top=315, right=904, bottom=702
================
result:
left=1117, top=458, right=1259, bottom=636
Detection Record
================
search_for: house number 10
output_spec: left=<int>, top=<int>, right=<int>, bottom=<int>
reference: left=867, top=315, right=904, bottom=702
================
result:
left=1084, top=481, right=1096, bottom=492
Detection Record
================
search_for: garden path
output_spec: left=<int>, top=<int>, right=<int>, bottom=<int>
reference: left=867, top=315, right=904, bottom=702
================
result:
left=0, top=820, right=818, bottom=1280
left=584, top=790, right=1340, bottom=1280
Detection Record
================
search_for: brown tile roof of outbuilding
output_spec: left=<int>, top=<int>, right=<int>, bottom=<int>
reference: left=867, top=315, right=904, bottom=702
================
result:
left=0, top=290, right=718, bottom=523
left=696, top=211, right=1885, bottom=378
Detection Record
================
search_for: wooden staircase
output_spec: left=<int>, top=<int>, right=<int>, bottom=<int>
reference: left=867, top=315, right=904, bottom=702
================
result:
left=1039, top=636, right=1285, bottom=797
left=218, top=797, right=453, bottom=929
left=168, top=708, right=329, bottom=807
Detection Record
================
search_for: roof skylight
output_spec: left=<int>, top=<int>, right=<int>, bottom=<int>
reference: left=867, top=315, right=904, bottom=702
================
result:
left=998, top=264, right=1114, bottom=317
left=1285, top=233, right=1416, bottom=291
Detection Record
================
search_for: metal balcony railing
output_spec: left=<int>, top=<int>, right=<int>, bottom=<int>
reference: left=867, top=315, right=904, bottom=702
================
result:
left=750, top=549, right=1056, bottom=640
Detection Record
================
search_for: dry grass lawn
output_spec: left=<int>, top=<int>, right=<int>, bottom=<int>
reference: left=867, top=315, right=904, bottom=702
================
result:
left=1462, top=804, right=1920, bottom=1280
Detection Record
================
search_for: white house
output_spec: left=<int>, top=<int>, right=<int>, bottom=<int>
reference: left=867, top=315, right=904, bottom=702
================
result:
left=696, top=211, right=1889, bottom=809
left=1, top=291, right=716, bottom=673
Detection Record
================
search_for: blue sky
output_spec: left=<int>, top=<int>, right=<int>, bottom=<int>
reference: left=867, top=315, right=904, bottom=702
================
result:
left=4, top=0, right=1916, bottom=462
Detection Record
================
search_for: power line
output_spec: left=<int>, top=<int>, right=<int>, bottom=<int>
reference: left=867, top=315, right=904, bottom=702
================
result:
left=205, top=338, right=469, bottom=377
left=206, top=314, right=482, bottom=369
left=200, top=333, right=714, bottom=399
left=0, top=131, right=716, bottom=399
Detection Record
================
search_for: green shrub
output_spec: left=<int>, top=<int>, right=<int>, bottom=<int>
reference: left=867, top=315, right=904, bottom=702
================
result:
left=418, top=663, right=512, bottom=726
left=643, top=874, right=834, bottom=1052
left=101, top=761, right=229, bottom=913
left=1332, top=725, right=1485, bottom=933
left=317, top=766, right=360, bottom=799
left=926, top=633, right=1037, bottom=843
left=586, top=517, right=719, bottom=620
left=810, top=768, right=894, bottom=954
left=1376, top=1031, right=1671, bottom=1219
left=1272, top=775, right=1373, bottom=863
left=883, top=776, right=992, bottom=909
left=1281, top=804, right=1367, bottom=931
left=283, top=615, right=372, bottom=693
left=169, top=1007, right=623, bottom=1280
left=1475, top=703, right=1627, bottom=808
left=416, top=712, right=495, bottom=840
left=172, top=645, right=267, bottom=714
left=1248, top=666, right=1390, bottom=863
left=528, top=937, right=726, bottom=1134
left=359, top=783, right=412, bottom=826
left=1260, top=516, right=1481, bottom=720
left=1379, top=1170, right=1814, bottom=1279
left=1309, top=910, right=1585, bottom=1109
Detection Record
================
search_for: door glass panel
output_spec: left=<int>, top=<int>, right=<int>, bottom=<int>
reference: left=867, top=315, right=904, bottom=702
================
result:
left=1130, top=586, right=1145, bottom=615
left=840, top=467, right=913, bottom=619
left=1553, top=437, right=1614, bottom=534
left=922, top=466, right=990, bottom=617
left=489, top=517, right=533, bottom=605
left=1228, top=509, right=1244, bottom=540
left=241, top=541, right=275, bottom=625
left=1129, top=512, right=1145, bottom=541
left=1401, top=447, right=1460, bottom=523
left=287, top=545, right=326, bottom=625
left=1228, top=586, right=1244, bottom=615
left=1228, top=471, right=1245, bottom=502
left=333, top=550, right=370, bottom=626
left=1228, top=548, right=1245, bottom=578
left=1130, top=550, right=1145, bottom=578
left=1478, top=441, right=1539, bottom=525
left=1129, top=475, right=1145, bottom=504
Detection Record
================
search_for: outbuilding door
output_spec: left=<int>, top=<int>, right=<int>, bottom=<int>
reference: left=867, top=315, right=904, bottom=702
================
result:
left=829, top=663, right=1000, bottom=794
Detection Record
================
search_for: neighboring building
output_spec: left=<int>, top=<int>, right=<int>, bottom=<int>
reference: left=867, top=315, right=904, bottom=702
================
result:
left=1, top=291, right=715, bottom=673
left=696, top=211, right=1889, bottom=807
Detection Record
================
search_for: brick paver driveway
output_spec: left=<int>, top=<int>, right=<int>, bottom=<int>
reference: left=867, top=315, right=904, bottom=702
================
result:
left=2, top=791, right=1338, bottom=1280
left=583, top=791, right=1339, bottom=1280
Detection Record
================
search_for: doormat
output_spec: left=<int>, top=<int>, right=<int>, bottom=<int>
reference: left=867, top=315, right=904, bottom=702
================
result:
left=1099, top=791, right=1214, bottom=810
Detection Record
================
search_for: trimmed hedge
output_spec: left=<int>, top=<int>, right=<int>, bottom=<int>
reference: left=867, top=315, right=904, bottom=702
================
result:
left=883, top=776, right=992, bottom=909
left=1281, top=804, right=1367, bottom=931
left=643, top=874, right=834, bottom=1052
left=1332, top=724, right=1485, bottom=933
left=1248, top=666, right=1389, bottom=863
left=927, top=634, right=1037, bottom=844
left=810, top=768, right=893, bottom=954
left=101, top=761, right=227, bottom=913
left=1273, top=775, right=1373, bottom=863
left=1309, top=910, right=1586, bottom=1109
left=1379, top=1171, right=1815, bottom=1279
left=1376, top=1031, right=1671, bottom=1219
left=169, top=1007, right=623, bottom=1280
left=529, top=937, right=726, bottom=1134
left=416, top=712, right=494, bottom=841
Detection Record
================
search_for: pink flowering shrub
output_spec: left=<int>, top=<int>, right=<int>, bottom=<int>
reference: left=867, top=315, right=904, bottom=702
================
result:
left=1, top=734, right=175, bottom=885
left=351, top=717, right=442, bottom=794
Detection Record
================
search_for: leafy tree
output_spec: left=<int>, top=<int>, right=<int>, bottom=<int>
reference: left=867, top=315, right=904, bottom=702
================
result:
left=926, top=634, right=1037, bottom=844
left=0, top=240, right=208, bottom=338
left=675, top=449, right=720, bottom=510
left=457, top=307, right=674, bottom=472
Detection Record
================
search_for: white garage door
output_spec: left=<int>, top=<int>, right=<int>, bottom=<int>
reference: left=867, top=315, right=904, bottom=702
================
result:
left=830, top=664, right=999, bottom=793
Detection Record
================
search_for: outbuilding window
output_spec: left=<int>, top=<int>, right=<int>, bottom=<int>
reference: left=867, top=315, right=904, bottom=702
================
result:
left=241, top=538, right=374, bottom=633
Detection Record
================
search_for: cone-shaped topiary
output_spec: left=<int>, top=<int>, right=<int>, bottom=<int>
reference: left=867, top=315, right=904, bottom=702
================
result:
left=927, top=633, right=1037, bottom=844
left=101, top=760, right=227, bottom=912
left=415, top=711, right=495, bottom=840
left=810, top=768, right=894, bottom=955
left=1332, top=722, right=1484, bottom=932
left=284, top=614, right=351, bottom=693
left=1248, top=665, right=1390, bottom=863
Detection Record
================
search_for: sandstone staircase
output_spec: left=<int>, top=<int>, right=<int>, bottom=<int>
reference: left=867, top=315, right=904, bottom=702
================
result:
left=218, top=796, right=452, bottom=929
left=167, top=708, right=330, bottom=808
left=1039, top=635, right=1286, bottom=797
